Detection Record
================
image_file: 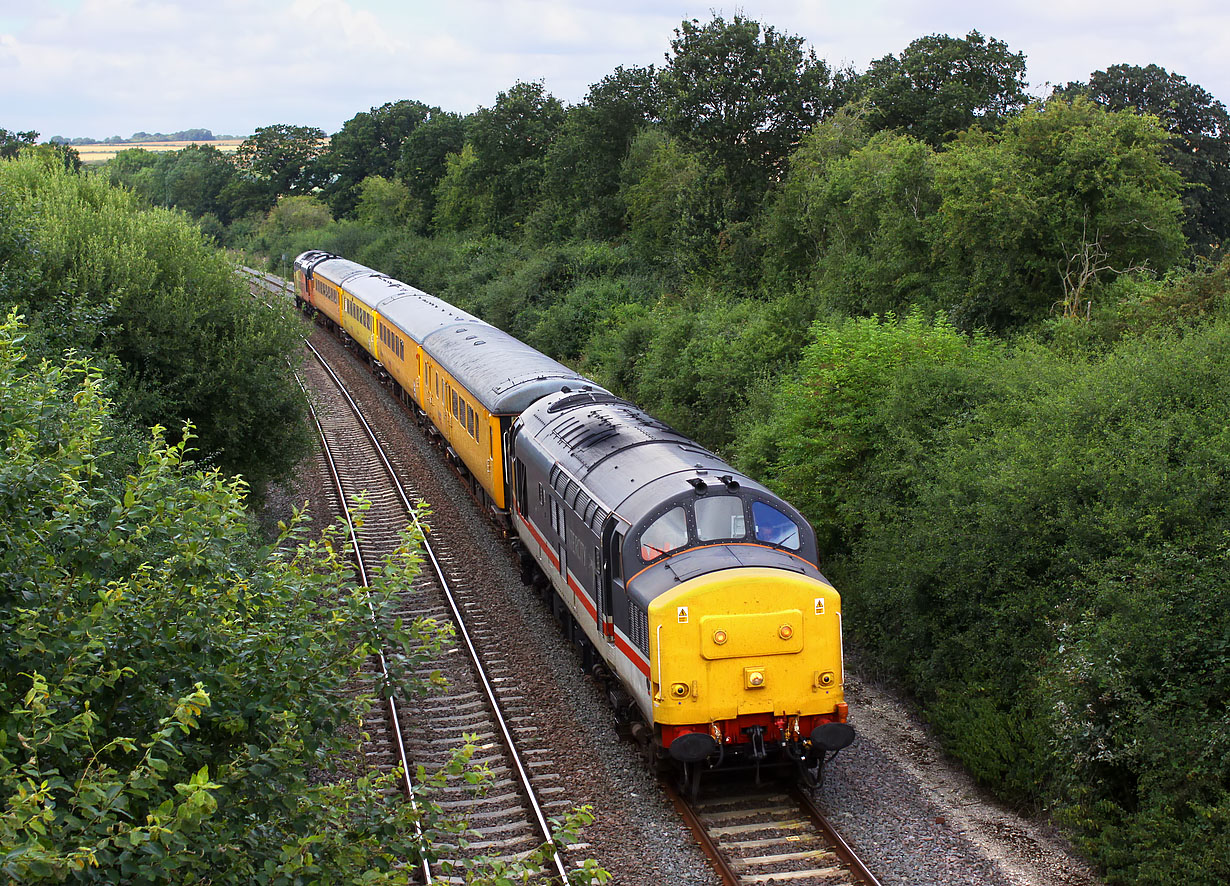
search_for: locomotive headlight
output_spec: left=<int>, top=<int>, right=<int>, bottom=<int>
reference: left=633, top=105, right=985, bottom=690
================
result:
left=745, top=667, right=766, bottom=689
left=778, top=624, right=794, bottom=640
left=815, top=670, right=836, bottom=688
left=670, top=682, right=691, bottom=698
left=713, top=629, right=728, bottom=645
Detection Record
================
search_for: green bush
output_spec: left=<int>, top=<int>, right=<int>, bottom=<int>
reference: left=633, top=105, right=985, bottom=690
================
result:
left=844, top=322, right=1230, bottom=883
left=0, top=153, right=310, bottom=489
left=0, top=311, right=430, bottom=880
left=737, top=311, right=990, bottom=553
left=0, top=311, right=605, bottom=883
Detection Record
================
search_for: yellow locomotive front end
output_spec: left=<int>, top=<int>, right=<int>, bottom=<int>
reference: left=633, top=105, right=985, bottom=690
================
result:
left=646, top=565, right=852, bottom=782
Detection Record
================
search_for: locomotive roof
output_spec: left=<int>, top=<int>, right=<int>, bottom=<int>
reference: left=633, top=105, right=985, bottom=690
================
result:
left=293, top=249, right=332, bottom=272
left=421, top=323, right=600, bottom=415
left=517, top=391, right=780, bottom=527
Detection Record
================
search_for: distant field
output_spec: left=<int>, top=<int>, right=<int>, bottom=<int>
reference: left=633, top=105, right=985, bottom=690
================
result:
left=74, top=138, right=246, bottom=164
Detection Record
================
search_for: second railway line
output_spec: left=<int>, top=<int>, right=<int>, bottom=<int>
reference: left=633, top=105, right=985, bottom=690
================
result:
left=301, top=335, right=573, bottom=881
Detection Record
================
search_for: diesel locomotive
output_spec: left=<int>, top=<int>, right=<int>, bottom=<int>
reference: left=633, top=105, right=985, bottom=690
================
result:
left=293, top=250, right=854, bottom=789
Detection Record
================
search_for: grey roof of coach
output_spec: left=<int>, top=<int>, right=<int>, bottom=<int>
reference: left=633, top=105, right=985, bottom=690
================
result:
left=422, top=322, right=601, bottom=415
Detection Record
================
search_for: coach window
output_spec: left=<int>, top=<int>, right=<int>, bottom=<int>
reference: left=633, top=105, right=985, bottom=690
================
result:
left=695, top=495, right=747, bottom=542
left=752, top=501, right=801, bottom=550
left=640, top=507, right=687, bottom=561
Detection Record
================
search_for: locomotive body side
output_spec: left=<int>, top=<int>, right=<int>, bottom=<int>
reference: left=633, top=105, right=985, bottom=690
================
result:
left=511, top=391, right=852, bottom=771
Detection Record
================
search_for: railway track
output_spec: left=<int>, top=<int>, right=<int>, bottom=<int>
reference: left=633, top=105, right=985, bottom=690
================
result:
left=299, top=332, right=575, bottom=882
left=242, top=264, right=884, bottom=886
left=667, top=781, right=882, bottom=886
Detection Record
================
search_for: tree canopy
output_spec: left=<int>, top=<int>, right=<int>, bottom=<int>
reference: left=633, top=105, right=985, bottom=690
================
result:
left=1, top=152, right=312, bottom=488
left=323, top=100, right=437, bottom=218
left=449, top=81, right=565, bottom=234
left=660, top=14, right=846, bottom=210
left=1060, top=63, right=1230, bottom=252
left=853, top=30, right=1029, bottom=145
left=233, top=123, right=327, bottom=209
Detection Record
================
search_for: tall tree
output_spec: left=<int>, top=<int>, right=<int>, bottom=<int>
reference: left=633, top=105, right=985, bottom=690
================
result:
left=394, top=111, right=468, bottom=232
left=0, top=128, right=38, bottom=159
left=853, top=30, right=1028, bottom=145
left=322, top=99, right=436, bottom=218
left=463, top=81, right=565, bottom=233
left=659, top=15, right=845, bottom=212
left=232, top=123, right=326, bottom=209
left=932, top=98, right=1185, bottom=329
left=539, top=65, right=659, bottom=240
left=1059, top=63, right=1230, bottom=253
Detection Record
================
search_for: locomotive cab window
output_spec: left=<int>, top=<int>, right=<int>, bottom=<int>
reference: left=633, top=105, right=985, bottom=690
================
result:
left=752, top=501, right=801, bottom=550
left=640, top=507, right=688, bottom=561
left=695, top=495, right=747, bottom=542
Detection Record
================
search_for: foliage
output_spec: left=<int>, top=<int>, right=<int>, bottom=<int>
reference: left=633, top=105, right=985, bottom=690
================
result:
left=737, top=312, right=986, bottom=553
left=852, top=30, right=1029, bottom=145
left=394, top=110, right=468, bottom=231
left=323, top=100, right=436, bottom=219
left=461, top=81, right=566, bottom=234
left=1059, top=63, right=1230, bottom=253
left=261, top=194, right=335, bottom=236
left=0, top=313, right=606, bottom=883
left=233, top=123, right=327, bottom=208
left=107, top=145, right=241, bottom=224
left=931, top=98, right=1185, bottom=329
left=0, top=127, right=39, bottom=158
left=0, top=152, right=311, bottom=489
left=856, top=323, right=1230, bottom=884
left=659, top=14, right=846, bottom=213
left=619, top=129, right=729, bottom=282
left=535, top=66, right=659, bottom=240
left=354, top=175, right=416, bottom=227
left=761, top=124, right=939, bottom=316
left=431, top=143, right=488, bottom=234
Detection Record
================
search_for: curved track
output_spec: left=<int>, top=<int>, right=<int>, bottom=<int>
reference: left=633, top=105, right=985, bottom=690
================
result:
left=243, top=264, right=887, bottom=886
left=244, top=267, right=573, bottom=881
left=303, top=341, right=570, bottom=882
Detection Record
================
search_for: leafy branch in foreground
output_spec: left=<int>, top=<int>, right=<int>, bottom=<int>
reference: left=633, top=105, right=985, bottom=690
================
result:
left=0, top=310, right=606, bottom=883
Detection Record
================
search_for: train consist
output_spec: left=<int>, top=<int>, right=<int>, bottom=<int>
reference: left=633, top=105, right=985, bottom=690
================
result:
left=293, top=251, right=855, bottom=789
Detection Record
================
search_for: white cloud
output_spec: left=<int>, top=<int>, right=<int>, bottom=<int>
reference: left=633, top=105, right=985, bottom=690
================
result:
left=4, top=0, right=1230, bottom=139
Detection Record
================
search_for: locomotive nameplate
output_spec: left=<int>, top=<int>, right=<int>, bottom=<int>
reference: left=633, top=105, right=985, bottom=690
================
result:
left=700, top=610, right=803, bottom=660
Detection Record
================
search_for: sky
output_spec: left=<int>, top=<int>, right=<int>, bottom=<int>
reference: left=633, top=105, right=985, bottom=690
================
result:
left=3, top=0, right=1230, bottom=140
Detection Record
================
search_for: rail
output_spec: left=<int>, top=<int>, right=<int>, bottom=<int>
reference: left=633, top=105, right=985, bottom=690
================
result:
left=304, top=336, right=570, bottom=884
